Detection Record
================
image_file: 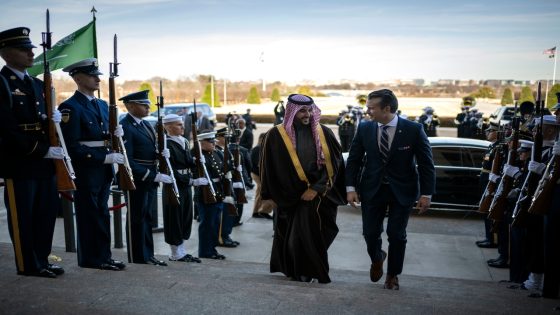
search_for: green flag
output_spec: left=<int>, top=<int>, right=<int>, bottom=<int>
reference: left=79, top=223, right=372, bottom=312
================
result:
left=28, top=20, right=97, bottom=77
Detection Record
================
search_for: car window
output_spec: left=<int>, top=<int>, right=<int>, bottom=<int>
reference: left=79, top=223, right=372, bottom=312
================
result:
left=461, top=147, right=486, bottom=167
left=431, top=146, right=462, bottom=167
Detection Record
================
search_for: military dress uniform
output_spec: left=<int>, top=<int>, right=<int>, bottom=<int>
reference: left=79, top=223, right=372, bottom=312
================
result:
left=0, top=27, right=62, bottom=277
left=57, top=59, right=124, bottom=270
left=162, top=115, right=198, bottom=262
left=192, top=132, right=227, bottom=259
left=120, top=91, right=165, bottom=265
left=477, top=126, right=499, bottom=248
left=337, top=111, right=356, bottom=152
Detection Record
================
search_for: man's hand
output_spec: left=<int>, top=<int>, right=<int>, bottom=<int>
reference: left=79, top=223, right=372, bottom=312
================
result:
left=416, top=196, right=431, bottom=214
left=301, top=188, right=318, bottom=201
left=347, top=191, right=360, bottom=208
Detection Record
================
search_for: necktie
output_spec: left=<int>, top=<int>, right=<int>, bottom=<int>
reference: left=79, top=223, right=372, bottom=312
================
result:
left=379, top=125, right=390, bottom=164
left=24, top=75, right=36, bottom=98
left=142, top=120, right=155, bottom=142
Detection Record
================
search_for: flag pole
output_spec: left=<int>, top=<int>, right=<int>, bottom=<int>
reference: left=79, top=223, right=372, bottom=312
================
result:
left=91, top=6, right=100, bottom=98
left=553, top=46, right=558, bottom=85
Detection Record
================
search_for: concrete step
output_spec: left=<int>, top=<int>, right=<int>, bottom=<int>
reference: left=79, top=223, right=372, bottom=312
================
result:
left=0, top=243, right=557, bottom=315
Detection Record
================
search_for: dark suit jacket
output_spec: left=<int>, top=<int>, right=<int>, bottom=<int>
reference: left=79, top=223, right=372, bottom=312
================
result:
left=239, top=128, right=253, bottom=150
left=120, top=114, right=158, bottom=184
left=0, top=67, right=54, bottom=178
left=345, top=117, right=435, bottom=206
left=58, top=91, right=113, bottom=188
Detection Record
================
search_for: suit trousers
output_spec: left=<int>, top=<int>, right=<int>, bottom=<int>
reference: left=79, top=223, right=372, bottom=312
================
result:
left=74, top=181, right=112, bottom=267
left=361, top=183, right=413, bottom=276
left=3, top=177, right=59, bottom=273
left=197, top=202, right=221, bottom=257
left=126, top=182, right=156, bottom=263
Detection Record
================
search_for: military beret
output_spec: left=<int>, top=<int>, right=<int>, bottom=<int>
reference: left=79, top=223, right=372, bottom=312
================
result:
left=0, top=27, right=36, bottom=49
left=119, top=90, right=151, bottom=105
left=62, top=58, right=102, bottom=76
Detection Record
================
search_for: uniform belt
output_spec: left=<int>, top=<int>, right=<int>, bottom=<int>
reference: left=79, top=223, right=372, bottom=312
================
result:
left=212, top=178, right=220, bottom=183
left=134, top=159, right=157, bottom=165
left=18, top=122, right=42, bottom=131
left=481, top=169, right=490, bottom=174
left=79, top=140, right=110, bottom=147
left=176, top=169, right=191, bottom=175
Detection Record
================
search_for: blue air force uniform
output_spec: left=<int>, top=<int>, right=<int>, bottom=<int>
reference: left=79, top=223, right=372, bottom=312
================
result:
left=57, top=58, right=120, bottom=269
left=0, top=27, right=61, bottom=277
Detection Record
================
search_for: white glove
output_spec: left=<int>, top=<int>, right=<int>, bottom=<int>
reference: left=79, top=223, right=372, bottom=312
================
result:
left=161, top=148, right=170, bottom=159
left=225, top=171, right=232, bottom=180
left=104, top=153, right=125, bottom=164
left=503, top=165, right=520, bottom=178
left=232, top=182, right=244, bottom=189
left=194, top=154, right=206, bottom=164
left=114, top=125, right=124, bottom=137
left=154, top=173, right=173, bottom=184
left=236, top=164, right=243, bottom=172
left=52, top=109, right=62, bottom=123
left=223, top=196, right=235, bottom=204
left=489, top=173, right=500, bottom=183
left=44, top=146, right=64, bottom=159
left=528, top=161, right=546, bottom=175
left=192, top=177, right=209, bottom=186
left=553, top=141, right=560, bottom=156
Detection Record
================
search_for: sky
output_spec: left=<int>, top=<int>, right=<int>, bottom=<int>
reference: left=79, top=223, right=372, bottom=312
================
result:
left=1, top=0, right=559, bottom=84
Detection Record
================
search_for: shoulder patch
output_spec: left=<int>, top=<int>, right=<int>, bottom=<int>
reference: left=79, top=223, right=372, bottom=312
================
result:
left=61, top=109, right=71, bottom=123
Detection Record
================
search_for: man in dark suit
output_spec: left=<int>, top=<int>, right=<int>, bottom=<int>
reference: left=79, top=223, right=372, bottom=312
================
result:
left=346, top=89, right=435, bottom=290
left=237, top=118, right=253, bottom=150
left=58, top=58, right=126, bottom=271
left=183, top=111, right=212, bottom=140
left=120, top=90, right=171, bottom=266
left=0, top=27, right=65, bottom=278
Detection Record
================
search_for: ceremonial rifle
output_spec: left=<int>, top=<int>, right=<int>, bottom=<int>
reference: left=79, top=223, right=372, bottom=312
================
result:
left=42, top=9, right=76, bottom=191
left=512, top=82, right=543, bottom=226
left=108, top=34, right=135, bottom=191
left=229, top=126, right=248, bottom=204
left=221, top=129, right=239, bottom=216
left=478, top=126, right=506, bottom=213
left=529, top=95, right=560, bottom=215
left=488, top=102, right=520, bottom=222
left=191, top=99, right=217, bottom=204
left=156, top=81, right=180, bottom=207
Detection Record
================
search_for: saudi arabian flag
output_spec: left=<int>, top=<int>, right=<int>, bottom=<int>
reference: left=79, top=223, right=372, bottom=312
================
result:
left=28, top=20, right=97, bottom=77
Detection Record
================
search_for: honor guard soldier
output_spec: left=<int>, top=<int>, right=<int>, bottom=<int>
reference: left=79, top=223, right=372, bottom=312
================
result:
left=0, top=27, right=64, bottom=278
left=417, top=106, right=440, bottom=137
left=476, top=122, right=500, bottom=249
left=58, top=58, right=126, bottom=271
left=337, top=106, right=357, bottom=152
left=162, top=114, right=201, bottom=263
left=191, top=131, right=228, bottom=260
left=120, top=90, right=171, bottom=266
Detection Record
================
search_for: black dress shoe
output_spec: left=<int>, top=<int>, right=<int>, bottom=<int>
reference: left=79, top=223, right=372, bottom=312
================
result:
left=107, top=259, right=126, bottom=270
left=47, top=264, right=65, bottom=275
left=18, top=269, right=57, bottom=278
left=487, top=257, right=502, bottom=264
left=171, top=254, right=202, bottom=263
left=99, top=263, right=121, bottom=271
left=477, top=241, right=498, bottom=248
left=200, top=253, right=226, bottom=260
left=146, top=256, right=168, bottom=266
left=488, top=258, right=509, bottom=268
left=218, top=240, right=237, bottom=248
left=476, top=239, right=490, bottom=245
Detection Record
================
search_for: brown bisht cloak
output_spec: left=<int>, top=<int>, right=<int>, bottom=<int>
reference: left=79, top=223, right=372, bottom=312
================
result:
left=261, top=124, right=346, bottom=283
